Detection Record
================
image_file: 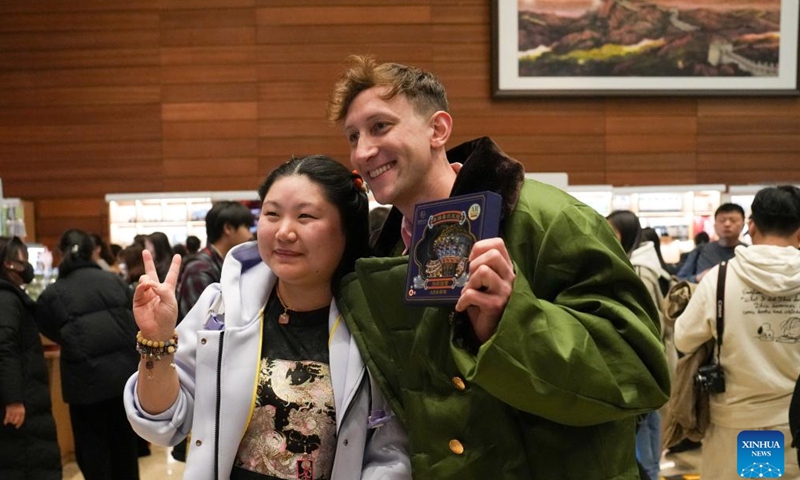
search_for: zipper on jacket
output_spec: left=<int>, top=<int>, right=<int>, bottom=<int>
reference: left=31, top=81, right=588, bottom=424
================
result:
left=338, top=370, right=367, bottom=435
left=214, top=331, right=225, bottom=479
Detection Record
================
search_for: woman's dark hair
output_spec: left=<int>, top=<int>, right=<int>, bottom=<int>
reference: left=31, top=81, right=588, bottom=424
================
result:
left=751, top=185, right=800, bottom=237
left=57, top=229, right=96, bottom=272
left=606, top=210, right=642, bottom=256
left=0, top=236, right=27, bottom=281
left=146, top=232, right=173, bottom=262
left=641, top=227, right=669, bottom=270
left=58, top=229, right=95, bottom=260
left=257, top=155, right=370, bottom=289
left=122, top=244, right=145, bottom=284
left=90, top=233, right=115, bottom=265
left=146, top=232, right=173, bottom=282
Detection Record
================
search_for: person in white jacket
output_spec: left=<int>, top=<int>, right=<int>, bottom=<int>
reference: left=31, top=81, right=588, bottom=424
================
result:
left=124, top=155, right=411, bottom=480
left=675, top=185, right=800, bottom=480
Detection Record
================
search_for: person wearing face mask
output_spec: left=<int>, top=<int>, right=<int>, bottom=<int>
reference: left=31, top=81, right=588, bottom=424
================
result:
left=0, top=236, right=62, bottom=480
left=35, top=229, right=141, bottom=480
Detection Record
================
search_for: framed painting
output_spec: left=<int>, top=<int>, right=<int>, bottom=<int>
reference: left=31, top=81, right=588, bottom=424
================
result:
left=492, top=0, right=800, bottom=97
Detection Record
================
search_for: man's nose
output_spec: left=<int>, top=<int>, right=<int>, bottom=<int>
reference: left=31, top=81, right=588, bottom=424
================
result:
left=352, top=136, right=377, bottom=164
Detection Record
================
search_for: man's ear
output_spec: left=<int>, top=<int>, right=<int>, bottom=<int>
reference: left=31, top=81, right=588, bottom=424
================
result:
left=429, top=110, right=452, bottom=149
left=747, top=219, right=757, bottom=241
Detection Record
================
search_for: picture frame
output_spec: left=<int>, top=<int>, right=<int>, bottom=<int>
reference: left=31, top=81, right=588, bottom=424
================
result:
left=491, top=0, right=800, bottom=97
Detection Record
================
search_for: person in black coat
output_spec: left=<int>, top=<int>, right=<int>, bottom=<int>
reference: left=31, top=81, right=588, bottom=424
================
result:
left=0, top=236, right=62, bottom=480
left=35, top=229, right=140, bottom=480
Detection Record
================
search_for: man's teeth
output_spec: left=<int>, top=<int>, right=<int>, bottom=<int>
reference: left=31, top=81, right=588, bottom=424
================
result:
left=369, top=163, right=393, bottom=179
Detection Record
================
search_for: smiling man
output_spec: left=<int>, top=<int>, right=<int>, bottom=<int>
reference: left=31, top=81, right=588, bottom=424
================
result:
left=326, top=55, right=670, bottom=480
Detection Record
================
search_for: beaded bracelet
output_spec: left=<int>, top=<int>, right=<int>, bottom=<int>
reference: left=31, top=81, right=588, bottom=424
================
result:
left=136, top=331, right=178, bottom=379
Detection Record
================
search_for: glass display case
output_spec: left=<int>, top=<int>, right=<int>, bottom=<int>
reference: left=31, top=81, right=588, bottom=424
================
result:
left=612, top=185, right=725, bottom=264
left=1, top=198, right=28, bottom=238
left=106, top=191, right=258, bottom=247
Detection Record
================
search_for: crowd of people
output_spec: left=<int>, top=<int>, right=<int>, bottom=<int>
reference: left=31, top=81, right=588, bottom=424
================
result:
left=2, top=55, right=800, bottom=480
left=0, top=220, right=257, bottom=479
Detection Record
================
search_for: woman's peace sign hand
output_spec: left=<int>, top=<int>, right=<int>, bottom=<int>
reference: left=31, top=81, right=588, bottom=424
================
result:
left=133, top=250, right=182, bottom=342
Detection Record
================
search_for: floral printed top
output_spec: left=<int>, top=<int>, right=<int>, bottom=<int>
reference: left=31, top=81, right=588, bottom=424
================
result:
left=231, top=291, right=335, bottom=480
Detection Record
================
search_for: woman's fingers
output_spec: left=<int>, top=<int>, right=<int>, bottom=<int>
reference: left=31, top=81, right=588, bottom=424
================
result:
left=142, top=249, right=157, bottom=279
left=163, top=254, right=182, bottom=290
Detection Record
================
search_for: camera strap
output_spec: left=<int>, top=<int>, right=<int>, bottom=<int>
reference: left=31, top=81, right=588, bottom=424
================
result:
left=714, top=261, right=728, bottom=365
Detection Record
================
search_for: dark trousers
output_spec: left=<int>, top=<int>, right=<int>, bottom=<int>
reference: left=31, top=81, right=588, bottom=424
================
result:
left=69, top=396, right=140, bottom=480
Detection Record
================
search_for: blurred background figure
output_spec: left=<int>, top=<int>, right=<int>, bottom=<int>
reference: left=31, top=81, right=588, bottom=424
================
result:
left=676, top=231, right=710, bottom=272
left=677, top=203, right=745, bottom=283
left=185, top=235, right=201, bottom=256
left=171, top=243, right=188, bottom=259
left=110, top=243, right=125, bottom=280
left=89, top=233, right=119, bottom=275
left=607, top=211, right=670, bottom=480
left=35, top=229, right=141, bottom=480
left=121, top=244, right=145, bottom=287
left=144, top=232, right=173, bottom=282
left=641, top=227, right=677, bottom=278
left=0, top=236, right=62, bottom=480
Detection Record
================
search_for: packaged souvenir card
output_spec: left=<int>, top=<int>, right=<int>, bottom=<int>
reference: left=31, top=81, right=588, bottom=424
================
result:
left=405, top=191, right=501, bottom=305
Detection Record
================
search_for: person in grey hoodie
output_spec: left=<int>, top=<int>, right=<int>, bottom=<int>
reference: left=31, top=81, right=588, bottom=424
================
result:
left=676, top=185, right=800, bottom=480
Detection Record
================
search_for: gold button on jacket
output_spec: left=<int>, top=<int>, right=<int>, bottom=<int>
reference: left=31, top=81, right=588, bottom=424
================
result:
left=449, top=439, right=464, bottom=455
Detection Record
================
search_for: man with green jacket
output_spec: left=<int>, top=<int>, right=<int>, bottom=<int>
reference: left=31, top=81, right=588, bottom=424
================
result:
left=327, top=55, right=670, bottom=479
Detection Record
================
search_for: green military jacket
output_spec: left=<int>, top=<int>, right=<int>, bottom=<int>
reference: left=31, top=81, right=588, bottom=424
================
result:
left=337, top=137, right=670, bottom=479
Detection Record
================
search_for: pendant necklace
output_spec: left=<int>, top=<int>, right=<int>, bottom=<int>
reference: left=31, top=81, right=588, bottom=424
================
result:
left=276, top=285, right=291, bottom=325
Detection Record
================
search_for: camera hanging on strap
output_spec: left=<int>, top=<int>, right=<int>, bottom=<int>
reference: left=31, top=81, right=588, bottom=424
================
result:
left=694, top=261, right=728, bottom=394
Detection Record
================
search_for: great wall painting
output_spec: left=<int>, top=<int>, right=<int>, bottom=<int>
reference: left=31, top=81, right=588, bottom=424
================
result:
left=517, top=0, right=781, bottom=77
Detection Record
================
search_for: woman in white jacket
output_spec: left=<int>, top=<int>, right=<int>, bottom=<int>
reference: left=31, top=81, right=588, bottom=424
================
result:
left=124, top=155, right=410, bottom=480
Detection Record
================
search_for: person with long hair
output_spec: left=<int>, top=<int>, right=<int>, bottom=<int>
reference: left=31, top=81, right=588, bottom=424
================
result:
left=35, top=229, right=141, bottom=480
left=144, top=231, right=173, bottom=282
left=124, top=155, right=410, bottom=479
left=0, top=236, right=61, bottom=480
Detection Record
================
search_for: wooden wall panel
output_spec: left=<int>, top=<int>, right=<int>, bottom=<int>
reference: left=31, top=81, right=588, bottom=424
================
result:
left=0, top=49, right=159, bottom=69
left=0, top=31, right=159, bottom=50
left=0, top=1, right=799, bottom=251
left=256, top=7, right=432, bottom=25
left=161, top=83, right=257, bottom=102
left=607, top=153, right=697, bottom=172
left=0, top=12, right=159, bottom=32
left=0, top=86, right=161, bottom=106
left=0, top=105, right=161, bottom=125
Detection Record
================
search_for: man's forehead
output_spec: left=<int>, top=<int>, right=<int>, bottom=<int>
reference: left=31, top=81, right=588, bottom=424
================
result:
left=344, top=87, right=406, bottom=126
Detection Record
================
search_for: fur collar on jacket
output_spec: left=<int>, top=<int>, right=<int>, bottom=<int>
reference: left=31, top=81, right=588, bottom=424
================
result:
left=372, top=136, right=525, bottom=256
